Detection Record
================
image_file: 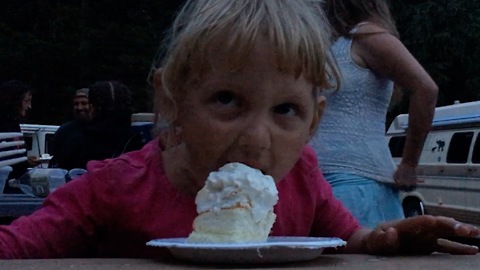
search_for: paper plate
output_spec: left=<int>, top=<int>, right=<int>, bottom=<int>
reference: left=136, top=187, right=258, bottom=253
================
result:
left=146, top=236, right=346, bottom=264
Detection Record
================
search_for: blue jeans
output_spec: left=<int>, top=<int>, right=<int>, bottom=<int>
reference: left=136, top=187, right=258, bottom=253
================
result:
left=325, top=173, right=405, bottom=229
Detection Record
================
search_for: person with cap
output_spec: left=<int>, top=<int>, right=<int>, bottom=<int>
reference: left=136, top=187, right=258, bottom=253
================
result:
left=72, top=88, right=93, bottom=122
left=48, top=88, right=93, bottom=170
left=50, top=81, right=142, bottom=170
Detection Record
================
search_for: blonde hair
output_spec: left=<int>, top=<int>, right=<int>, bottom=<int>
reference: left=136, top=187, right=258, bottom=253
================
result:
left=154, top=0, right=337, bottom=127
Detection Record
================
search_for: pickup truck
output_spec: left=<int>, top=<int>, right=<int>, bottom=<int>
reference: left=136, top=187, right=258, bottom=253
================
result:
left=20, top=113, right=155, bottom=159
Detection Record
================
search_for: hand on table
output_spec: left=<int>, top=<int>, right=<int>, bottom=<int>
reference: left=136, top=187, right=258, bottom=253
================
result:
left=364, top=215, right=480, bottom=255
left=27, top=156, right=40, bottom=166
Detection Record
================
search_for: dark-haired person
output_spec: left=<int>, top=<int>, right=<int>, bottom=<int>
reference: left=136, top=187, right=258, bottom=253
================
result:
left=49, top=88, right=93, bottom=170
left=0, top=80, right=39, bottom=193
left=51, top=81, right=141, bottom=170
left=83, top=81, right=141, bottom=163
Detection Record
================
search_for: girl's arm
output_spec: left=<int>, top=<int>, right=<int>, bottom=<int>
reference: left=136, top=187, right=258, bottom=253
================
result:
left=344, top=215, right=480, bottom=255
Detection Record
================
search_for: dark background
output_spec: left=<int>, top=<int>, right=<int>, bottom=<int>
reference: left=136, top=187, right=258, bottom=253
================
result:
left=1, top=0, right=479, bottom=126
left=0, top=0, right=183, bottom=124
left=389, top=0, right=480, bottom=122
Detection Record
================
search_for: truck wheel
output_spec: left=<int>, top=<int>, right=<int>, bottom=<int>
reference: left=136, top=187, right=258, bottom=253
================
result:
left=402, top=199, right=425, bottom=217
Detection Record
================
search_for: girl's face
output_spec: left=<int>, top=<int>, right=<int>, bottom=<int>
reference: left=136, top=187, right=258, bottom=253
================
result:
left=173, top=38, right=325, bottom=183
left=20, top=91, right=32, bottom=117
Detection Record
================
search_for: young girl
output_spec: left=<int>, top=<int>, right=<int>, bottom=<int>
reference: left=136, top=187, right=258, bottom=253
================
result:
left=0, top=0, right=477, bottom=259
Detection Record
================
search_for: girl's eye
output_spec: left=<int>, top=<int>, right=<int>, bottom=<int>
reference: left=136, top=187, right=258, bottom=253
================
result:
left=274, top=103, right=298, bottom=116
left=214, top=91, right=237, bottom=106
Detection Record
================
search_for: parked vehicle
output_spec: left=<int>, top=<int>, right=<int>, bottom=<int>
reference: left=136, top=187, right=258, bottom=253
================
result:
left=20, top=124, right=58, bottom=159
left=386, top=101, right=480, bottom=225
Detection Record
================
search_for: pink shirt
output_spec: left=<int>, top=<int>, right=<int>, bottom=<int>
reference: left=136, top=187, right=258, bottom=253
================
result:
left=0, top=139, right=359, bottom=258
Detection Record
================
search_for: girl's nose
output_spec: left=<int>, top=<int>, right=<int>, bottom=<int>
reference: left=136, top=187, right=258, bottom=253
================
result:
left=238, top=117, right=271, bottom=150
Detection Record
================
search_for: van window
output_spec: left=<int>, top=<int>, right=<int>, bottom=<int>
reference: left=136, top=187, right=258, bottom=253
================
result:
left=388, top=136, right=406, bottom=158
left=23, top=135, right=33, bottom=151
left=45, top=133, right=55, bottom=155
left=472, top=133, right=480, bottom=164
left=446, top=132, right=473, bottom=163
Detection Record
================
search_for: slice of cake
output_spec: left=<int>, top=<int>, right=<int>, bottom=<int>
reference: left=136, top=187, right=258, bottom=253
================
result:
left=187, top=162, right=279, bottom=243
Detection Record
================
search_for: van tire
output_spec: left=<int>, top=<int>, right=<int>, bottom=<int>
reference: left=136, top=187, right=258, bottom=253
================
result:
left=402, top=198, right=425, bottom=217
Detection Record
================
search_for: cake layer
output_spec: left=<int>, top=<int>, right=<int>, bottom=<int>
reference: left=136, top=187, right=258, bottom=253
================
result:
left=187, top=208, right=276, bottom=243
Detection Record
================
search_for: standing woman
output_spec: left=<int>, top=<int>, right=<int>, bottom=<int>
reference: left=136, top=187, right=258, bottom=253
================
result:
left=310, top=0, right=438, bottom=228
left=0, top=80, right=39, bottom=193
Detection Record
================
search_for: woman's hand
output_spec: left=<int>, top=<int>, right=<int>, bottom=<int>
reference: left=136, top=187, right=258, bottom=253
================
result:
left=362, top=215, right=480, bottom=255
left=393, top=162, right=422, bottom=191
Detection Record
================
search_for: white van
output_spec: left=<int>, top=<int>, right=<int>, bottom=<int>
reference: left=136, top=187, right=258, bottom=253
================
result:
left=386, top=101, right=480, bottom=225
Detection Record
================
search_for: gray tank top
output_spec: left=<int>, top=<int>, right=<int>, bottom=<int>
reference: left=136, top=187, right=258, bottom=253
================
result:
left=310, top=25, right=397, bottom=183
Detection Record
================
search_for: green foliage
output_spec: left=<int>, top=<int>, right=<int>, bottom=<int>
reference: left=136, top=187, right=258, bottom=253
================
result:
left=2, top=0, right=479, bottom=125
left=391, top=0, right=480, bottom=108
left=0, top=0, right=182, bottom=124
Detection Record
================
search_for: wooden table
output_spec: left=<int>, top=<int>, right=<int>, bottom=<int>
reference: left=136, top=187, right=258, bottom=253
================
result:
left=1, top=254, right=479, bottom=270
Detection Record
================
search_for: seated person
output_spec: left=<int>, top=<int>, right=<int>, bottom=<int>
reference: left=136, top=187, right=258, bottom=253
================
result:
left=49, top=88, right=93, bottom=170
left=0, top=80, right=39, bottom=193
left=51, top=82, right=142, bottom=170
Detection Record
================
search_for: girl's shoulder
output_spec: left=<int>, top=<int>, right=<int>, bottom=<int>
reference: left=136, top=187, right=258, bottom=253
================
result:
left=353, top=21, right=389, bottom=35
left=350, top=21, right=398, bottom=52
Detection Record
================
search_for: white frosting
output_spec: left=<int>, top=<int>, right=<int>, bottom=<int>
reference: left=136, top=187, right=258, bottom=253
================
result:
left=195, top=162, right=278, bottom=222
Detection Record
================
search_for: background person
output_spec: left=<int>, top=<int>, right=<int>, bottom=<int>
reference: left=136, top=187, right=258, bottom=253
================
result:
left=49, top=88, right=93, bottom=170
left=0, top=0, right=476, bottom=259
left=82, top=80, right=142, bottom=163
left=0, top=80, right=39, bottom=193
left=310, top=0, right=439, bottom=228
left=51, top=81, right=141, bottom=170
left=72, top=88, right=93, bottom=122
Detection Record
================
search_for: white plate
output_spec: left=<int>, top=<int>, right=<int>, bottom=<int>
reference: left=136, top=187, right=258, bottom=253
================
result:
left=146, top=236, right=346, bottom=264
